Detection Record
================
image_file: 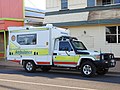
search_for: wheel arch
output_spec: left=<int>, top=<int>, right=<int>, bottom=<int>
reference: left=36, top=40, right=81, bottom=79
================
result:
left=78, top=58, right=95, bottom=67
left=22, top=59, right=36, bottom=65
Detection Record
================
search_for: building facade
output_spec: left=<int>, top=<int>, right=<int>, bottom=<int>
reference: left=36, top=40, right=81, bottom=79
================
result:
left=44, top=0, right=120, bottom=57
left=0, top=0, right=45, bottom=59
left=25, top=7, right=45, bottom=26
left=0, top=0, right=24, bottom=59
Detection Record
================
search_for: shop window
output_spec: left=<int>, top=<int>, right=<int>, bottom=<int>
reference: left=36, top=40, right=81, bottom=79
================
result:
left=118, top=26, right=120, bottom=43
left=17, top=34, right=36, bottom=45
left=96, top=0, right=115, bottom=6
left=102, top=0, right=113, bottom=5
left=106, top=26, right=120, bottom=43
left=61, top=0, right=68, bottom=10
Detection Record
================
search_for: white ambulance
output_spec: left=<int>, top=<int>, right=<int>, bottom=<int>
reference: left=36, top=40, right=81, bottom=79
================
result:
left=7, top=24, right=116, bottom=77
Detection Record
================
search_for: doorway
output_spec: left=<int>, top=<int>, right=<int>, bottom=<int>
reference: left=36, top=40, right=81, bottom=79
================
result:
left=0, top=31, right=7, bottom=59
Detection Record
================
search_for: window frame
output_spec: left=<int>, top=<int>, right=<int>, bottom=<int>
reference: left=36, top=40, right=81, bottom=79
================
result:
left=95, top=0, right=116, bottom=6
left=102, top=0, right=114, bottom=5
left=59, top=41, right=73, bottom=51
left=118, top=26, right=120, bottom=43
left=105, top=26, right=120, bottom=44
left=61, top=0, right=68, bottom=10
left=17, top=34, right=37, bottom=45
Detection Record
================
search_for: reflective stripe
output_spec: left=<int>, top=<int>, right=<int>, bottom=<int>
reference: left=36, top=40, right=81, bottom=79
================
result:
left=10, top=42, right=19, bottom=49
left=38, top=48, right=49, bottom=55
left=54, top=55, right=80, bottom=63
left=0, top=18, right=24, bottom=21
left=55, top=56, right=74, bottom=61
left=74, top=55, right=80, bottom=62
left=10, top=60, right=21, bottom=63
left=10, top=28, right=48, bottom=33
left=37, top=62, right=50, bottom=65
left=9, top=48, right=49, bottom=56
left=54, top=62, right=77, bottom=65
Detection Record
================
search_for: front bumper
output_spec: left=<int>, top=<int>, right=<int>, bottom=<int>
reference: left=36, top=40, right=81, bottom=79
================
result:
left=93, top=59, right=116, bottom=69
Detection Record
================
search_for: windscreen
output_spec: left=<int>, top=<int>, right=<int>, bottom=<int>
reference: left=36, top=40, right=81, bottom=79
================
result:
left=72, top=41, right=87, bottom=50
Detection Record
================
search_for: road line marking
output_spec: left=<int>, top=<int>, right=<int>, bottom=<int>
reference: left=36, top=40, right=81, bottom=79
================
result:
left=0, top=78, right=97, bottom=90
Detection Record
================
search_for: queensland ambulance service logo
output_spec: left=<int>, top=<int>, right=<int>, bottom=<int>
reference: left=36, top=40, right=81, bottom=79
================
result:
left=11, top=35, right=15, bottom=41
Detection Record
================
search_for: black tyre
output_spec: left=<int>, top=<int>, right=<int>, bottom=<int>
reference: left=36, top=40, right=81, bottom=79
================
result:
left=96, top=68, right=108, bottom=75
left=41, top=67, right=51, bottom=72
left=23, top=61, right=36, bottom=73
left=81, top=61, right=96, bottom=77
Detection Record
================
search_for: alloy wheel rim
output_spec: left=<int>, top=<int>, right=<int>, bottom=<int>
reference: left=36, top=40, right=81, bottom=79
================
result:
left=26, top=62, right=33, bottom=71
left=83, top=65, right=92, bottom=75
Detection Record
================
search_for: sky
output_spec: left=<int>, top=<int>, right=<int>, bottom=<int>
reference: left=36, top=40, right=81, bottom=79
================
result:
left=25, top=0, right=46, bottom=10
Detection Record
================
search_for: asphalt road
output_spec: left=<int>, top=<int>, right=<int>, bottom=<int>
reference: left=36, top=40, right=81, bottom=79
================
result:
left=0, top=66, right=120, bottom=90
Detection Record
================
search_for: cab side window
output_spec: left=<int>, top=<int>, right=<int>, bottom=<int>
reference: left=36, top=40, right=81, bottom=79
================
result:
left=59, top=41, right=73, bottom=51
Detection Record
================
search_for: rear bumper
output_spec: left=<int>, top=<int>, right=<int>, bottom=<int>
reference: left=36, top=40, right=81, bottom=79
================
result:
left=93, top=59, right=116, bottom=69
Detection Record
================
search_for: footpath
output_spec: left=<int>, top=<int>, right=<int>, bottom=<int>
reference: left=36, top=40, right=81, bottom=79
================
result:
left=0, top=59, right=21, bottom=68
left=0, top=58, right=120, bottom=74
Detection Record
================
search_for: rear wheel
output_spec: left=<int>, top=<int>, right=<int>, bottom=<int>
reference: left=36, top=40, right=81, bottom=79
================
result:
left=96, top=68, right=109, bottom=75
left=23, top=61, right=36, bottom=73
left=81, top=61, right=96, bottom=77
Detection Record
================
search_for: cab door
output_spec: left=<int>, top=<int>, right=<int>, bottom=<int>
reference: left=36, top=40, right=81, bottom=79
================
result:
left=53, top=40, right=77, bottom=67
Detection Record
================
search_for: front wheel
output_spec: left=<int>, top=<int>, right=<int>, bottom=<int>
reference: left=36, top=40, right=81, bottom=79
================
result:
left=23, top=61, right=36, bottom=73
left=96, top=68, right=109, bottom=75
left=81, top=61, right=96, bottom=77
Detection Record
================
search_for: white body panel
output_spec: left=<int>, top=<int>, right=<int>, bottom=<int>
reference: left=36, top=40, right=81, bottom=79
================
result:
left=7, top=25, right=69, bottom=65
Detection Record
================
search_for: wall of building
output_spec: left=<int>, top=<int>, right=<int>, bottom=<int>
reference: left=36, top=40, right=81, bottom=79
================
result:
left=44, top=12, right=89, bottom=24
left=45, top=5, right=120, bottom=25
left=0, top=0, right=24, bottom=19
left=0, top=0, right=24, bottom=59
left=0, top=20, right=24, bottom=30
left=46, top=0, right=61, bottom=12
left=68, top=0, right=87, bottom=9
left=25, top=7, right=45, bottom=26
left=46, top=0, right=87, bottom=12
left=88, top=9, right=120, bottom=21
left=46, top=0, right=120, bottom=11
left=69, top=25, right=120, bottom=57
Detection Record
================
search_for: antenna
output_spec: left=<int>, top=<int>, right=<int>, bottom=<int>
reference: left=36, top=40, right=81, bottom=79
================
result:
left=100, top=48, right=102, bottom=54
